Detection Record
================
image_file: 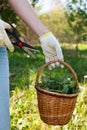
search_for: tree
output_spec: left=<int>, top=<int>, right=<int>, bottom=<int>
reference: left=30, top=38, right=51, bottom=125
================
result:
left=1, top=0, right=19, bottom=23
left=40, top=8, right=73, bottom=43
left=30, top=0, right=39, bottom=7
left=1, top=0, right=39, bottom=22
left=65, top=0, right=87, bottom=43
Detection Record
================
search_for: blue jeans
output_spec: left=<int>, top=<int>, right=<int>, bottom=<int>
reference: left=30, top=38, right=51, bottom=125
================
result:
left=0, top=47, right=10, bottom=130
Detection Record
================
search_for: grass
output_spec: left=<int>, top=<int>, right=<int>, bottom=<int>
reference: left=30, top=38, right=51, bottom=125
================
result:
left=8, top=44, right=87, bottom=130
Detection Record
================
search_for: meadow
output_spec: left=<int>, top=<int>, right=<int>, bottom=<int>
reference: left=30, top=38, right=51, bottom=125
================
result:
left=8, top=43, right=87, bottom=130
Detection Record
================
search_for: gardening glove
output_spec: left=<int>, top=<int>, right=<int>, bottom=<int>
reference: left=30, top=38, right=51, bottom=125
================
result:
left=39, top=32, right=64, bottom=70
left=0, top=19, right=16, bottom=52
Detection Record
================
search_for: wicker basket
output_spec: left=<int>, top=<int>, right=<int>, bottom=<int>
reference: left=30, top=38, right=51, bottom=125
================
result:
left=35, top=60, right=79, bottom=125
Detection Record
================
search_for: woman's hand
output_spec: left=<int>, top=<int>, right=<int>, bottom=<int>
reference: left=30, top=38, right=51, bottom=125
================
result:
left=0, top=19, right=15, bottom=52
left=40, top=32, right=64, bottom=70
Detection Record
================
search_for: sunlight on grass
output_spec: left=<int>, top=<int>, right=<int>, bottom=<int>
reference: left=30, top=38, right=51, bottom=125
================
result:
left=61, top=43, right=87, bottom=50
left=78, top=44, right=87, bottom=50
left=10, top=84, right=87, bottom=130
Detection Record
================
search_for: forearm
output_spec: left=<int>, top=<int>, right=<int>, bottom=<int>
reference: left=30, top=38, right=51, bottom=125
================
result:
left=8, top=0, right=49, bottom=36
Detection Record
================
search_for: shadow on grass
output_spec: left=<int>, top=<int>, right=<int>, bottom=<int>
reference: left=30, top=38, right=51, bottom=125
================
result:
left=8, top=46, right=44, bottom=91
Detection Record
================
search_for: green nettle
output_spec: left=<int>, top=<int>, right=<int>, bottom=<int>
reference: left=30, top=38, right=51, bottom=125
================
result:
left=39, top=76, right=78, bottom=94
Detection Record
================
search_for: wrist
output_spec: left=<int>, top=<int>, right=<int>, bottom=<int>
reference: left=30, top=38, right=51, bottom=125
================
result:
left=39, top=32, right=52, bottom=39
left=38, top=28, right=49, bottom=37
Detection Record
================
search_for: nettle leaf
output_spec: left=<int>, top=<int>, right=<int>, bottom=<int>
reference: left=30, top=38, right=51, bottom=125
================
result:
left=63, top=78, right=70, bottom=84
left=62, top=85, right=69, bottom=94
left=70, top=81, right=76, bottom=88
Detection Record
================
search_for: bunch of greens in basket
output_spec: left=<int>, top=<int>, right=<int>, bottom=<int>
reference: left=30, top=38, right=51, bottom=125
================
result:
left=39, top=76, right=78, bottom=94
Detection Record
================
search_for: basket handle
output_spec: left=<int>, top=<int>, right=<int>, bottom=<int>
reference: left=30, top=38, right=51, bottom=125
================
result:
left=35, top=60, right=79, bottom=88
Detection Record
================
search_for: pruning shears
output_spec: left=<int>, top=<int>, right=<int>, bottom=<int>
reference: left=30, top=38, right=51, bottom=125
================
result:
left=5, top=23, right=39, bottom=58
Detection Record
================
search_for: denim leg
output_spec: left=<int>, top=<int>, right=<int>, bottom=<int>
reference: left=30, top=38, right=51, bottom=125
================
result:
left=0, top=47, right=10, bottom=130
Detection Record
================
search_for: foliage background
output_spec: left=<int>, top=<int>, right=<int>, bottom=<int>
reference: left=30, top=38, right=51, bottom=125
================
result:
left=1, top=0, right=87, bottom=44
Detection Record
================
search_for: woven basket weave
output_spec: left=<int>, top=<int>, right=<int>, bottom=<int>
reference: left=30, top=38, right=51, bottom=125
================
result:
left=35, top=60, right=79, bottom=125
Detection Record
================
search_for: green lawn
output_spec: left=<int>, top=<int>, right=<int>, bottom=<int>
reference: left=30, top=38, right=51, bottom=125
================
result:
left=8, top=44, right=87, bottom=130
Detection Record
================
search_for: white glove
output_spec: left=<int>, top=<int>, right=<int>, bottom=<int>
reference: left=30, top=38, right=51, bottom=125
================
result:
left=40, top=32, right=64, bottom=70
left=0, top=19, right=16, bottom=52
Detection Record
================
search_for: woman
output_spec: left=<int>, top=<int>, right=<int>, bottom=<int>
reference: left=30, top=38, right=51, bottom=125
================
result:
left=0, top=0, right=64, bottom=129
